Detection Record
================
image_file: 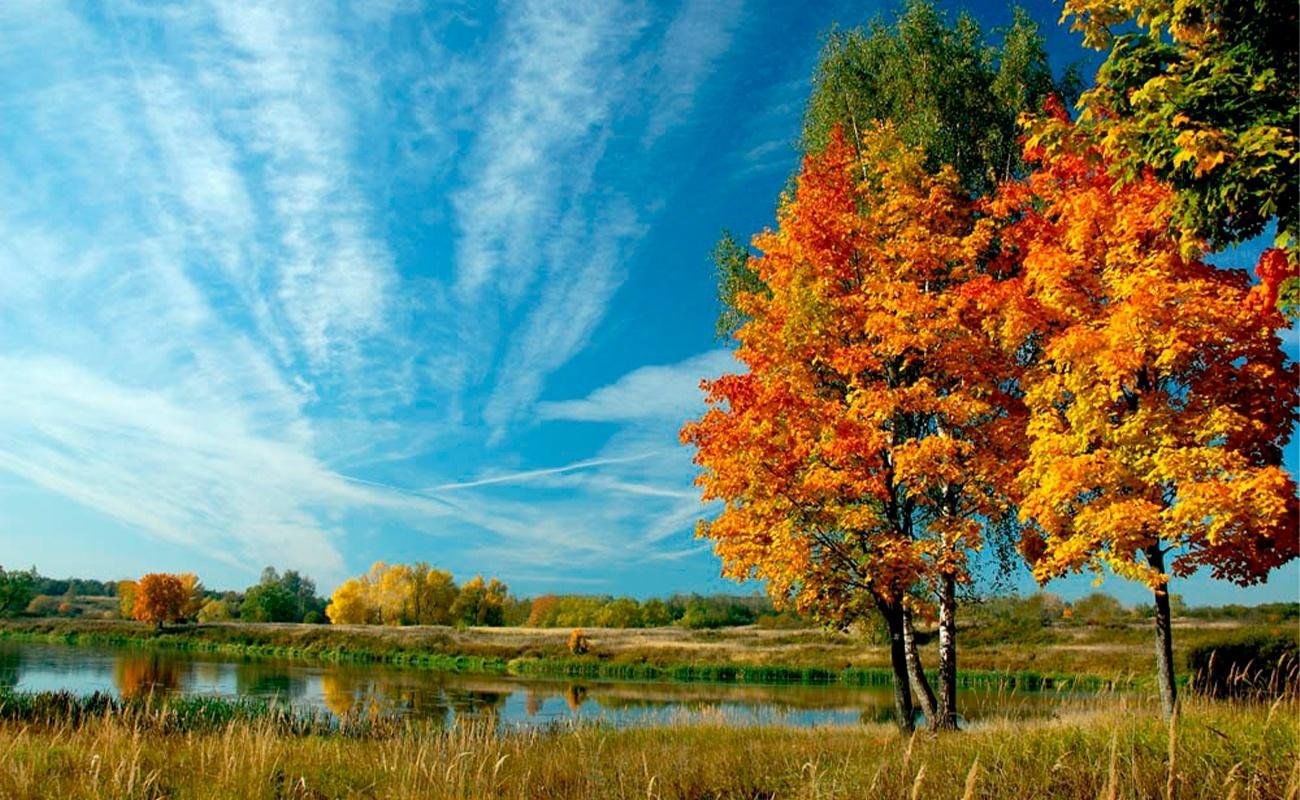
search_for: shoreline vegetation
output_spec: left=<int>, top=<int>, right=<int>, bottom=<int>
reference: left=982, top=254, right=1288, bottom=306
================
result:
left=0, top=689, right=1293, bottom=799
left=2, top=617, right=1289, bottom=692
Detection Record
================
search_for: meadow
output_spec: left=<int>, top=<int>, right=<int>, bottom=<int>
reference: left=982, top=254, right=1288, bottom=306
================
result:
left=0, top=690, right=1293, bottom=799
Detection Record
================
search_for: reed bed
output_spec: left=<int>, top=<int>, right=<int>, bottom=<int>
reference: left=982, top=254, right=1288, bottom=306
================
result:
left=0, top=692, right=1293, bottom=799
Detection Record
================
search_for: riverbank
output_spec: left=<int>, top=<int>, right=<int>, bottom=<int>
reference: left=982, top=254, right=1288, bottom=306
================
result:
left=0, top=618, right=1273, bottom=690
left=0, top=691, right=1292, bottom=799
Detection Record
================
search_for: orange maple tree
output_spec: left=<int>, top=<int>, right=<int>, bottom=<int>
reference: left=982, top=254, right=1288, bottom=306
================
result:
left=978, top=106, right=1300, bottom=716
left=131, top=573, right=190, bottom=630
left=682, top=126, right=1024, bottom=731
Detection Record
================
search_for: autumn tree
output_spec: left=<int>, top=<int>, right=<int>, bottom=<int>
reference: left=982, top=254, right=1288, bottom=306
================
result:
left=982, top=110, right=1300, bottom=717
left=131, top=573, right=190, bottom=630
left=117, top=579, right=138, bottom=620
left=197, top=598, right=232, bottom=623
left=1062, top=0, right=1299, bottom=316
left=714, top=2, right=1075, bottom=341
left=450, top=576, right=508, bottom=627
left=683, top=127, right=1024, bottom=731
left=325, top=575, right=376, bottom=625
left=374, top=562, right=414, bottom=625
left=179, top=573, right=205, bottom=621
left=325, top=562, right=485, bottom=627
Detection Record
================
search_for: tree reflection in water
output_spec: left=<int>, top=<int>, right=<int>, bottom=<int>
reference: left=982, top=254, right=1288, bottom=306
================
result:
left=0, top=647, right=19, bottom=689
left=234, top=662, right=307, bottom=702
left=113, top=652, right=181, bottom=700
left=319, top=669, right=459, bottom=727
left=563, top=685, right=587, bottom=711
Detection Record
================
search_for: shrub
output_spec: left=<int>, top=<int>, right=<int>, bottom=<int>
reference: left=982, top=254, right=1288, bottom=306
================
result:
left=1188, top=631, right=1300, bottom=699
left=1070, top=593, right=1127, bottom=627
left=25, top=595, right=60, bottom=616
left=568, top=629, right=590, bottom=656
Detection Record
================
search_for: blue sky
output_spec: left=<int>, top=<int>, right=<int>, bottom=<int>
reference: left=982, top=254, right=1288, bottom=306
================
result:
left=0, top=0, right=1294, bottom=607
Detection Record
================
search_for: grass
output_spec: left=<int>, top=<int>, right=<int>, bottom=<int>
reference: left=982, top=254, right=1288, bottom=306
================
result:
left=0, top=690, right=1293, bottom=798
left=6, top=617, right=1279, bottom=691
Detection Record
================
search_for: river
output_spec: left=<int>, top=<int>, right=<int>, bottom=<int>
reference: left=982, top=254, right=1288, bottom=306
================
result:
left=0, top=640, right=1083, bottom=729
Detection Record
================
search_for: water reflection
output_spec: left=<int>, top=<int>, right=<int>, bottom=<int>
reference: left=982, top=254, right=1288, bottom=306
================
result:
left=113, top=653, right=181, bottom=699
left=235, top=662, right=307, bottom=702
left=0, top=640, right=1086, bottom=730
left=0, top=648, right=19, bottom=688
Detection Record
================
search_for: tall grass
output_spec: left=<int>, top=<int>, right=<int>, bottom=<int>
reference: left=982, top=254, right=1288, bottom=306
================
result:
left=0, top=693, right=1292, bottom=799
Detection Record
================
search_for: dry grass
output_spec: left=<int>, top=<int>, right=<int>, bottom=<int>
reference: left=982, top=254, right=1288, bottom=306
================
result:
left=0, top=696, right=1293, bottom=799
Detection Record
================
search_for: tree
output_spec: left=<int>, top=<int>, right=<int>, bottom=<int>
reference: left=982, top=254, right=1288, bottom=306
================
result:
left=642, top=598, right=674, bottom=627
left=246, top=567, right=326, bottom=623
left=712, top=2, right=1076, bottom=346
left=986, top=110, right=1300, bottom=717
left=526, top=594, right=559, bottom=627
left=704, top=2, right=1077, bottom=729
left=197, top=598, right=232, bottom=623
left=242, top=581, right=300, bottom=623
left=1062, top=0, right=1299, bottom=314
left=326, top=577, right=375, bottom=625
left=0, top=566, right=36, bottom=617
left=131, top=573, right=190, bottom=630
left=178, top=573, right=205, bottom=621
left=408, top=562, right=457, bottom=625
left=374, top=562, right=414, bottom=625
left=117, top=579, right=138, bottom=620
left=803, top=0, right=1071, bottom=194
left=712, top=230, right=766, bottom=339
left=596, top=598, right=644, bottom=628
left=450, top=576, right=508, bottom=627
left=682, top=127, right=1023, bottom=731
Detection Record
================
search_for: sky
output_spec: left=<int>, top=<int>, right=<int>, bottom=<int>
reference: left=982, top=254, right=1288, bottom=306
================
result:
left=0, top=0, right=1295, bottom=607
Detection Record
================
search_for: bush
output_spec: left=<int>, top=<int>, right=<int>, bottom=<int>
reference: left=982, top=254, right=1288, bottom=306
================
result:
left=25, top=595, right=61, bottom=616
left=1188, top=632, right=1300, bottom=699
left=567, top=629, right=589, bottom=655
left=1070, top=593, right=1127, bottom=627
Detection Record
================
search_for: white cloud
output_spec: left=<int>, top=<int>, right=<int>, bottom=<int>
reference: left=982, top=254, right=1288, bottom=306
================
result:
left=450, top=0, right=646, bottom=304
left=428, top=452, right=660, bottom=491
left=0, top=356, right=359, bottom=577
left=641, top=0, right=745, bottom=147
left=538, top=349, right=736, bottom=423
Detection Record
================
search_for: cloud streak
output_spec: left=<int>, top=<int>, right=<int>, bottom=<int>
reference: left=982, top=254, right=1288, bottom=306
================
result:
left=538, top=349, right=736, bottom=422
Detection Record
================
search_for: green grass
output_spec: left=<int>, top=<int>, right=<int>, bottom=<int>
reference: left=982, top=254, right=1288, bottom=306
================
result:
left=0, top=691, right=1293, bottom=798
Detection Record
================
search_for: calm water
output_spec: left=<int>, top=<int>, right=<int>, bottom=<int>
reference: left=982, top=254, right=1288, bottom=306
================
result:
left=0, top=641, right=1079, bottom=729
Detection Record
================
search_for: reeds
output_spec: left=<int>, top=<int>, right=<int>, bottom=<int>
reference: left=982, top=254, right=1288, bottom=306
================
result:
left=0, top=692, right=1293, bottom=799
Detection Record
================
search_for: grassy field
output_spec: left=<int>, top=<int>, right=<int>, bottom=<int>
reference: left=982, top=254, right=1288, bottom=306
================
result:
left=0, top=691, right=1293, bottom=799
left=1, top=617, right=1287, bottom=690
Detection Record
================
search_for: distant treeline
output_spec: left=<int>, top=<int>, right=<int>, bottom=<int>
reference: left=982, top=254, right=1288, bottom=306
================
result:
left=1, top=564, right=1296, bottom=631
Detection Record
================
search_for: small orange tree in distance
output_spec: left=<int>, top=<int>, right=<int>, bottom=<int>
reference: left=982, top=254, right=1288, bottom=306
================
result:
left=979, top=104, right=1300, bottom=717
left=682, top=126, right=1025, bottom=732
left=131, top=573, right=190, bottom=630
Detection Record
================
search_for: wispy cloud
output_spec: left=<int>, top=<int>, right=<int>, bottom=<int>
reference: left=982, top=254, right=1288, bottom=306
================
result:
left=641, top=0, right=746, bottom=147
left=428, top=452, right=661, bottom=491
left=0, top=0, right=742, bottom=591
left=538, top=349, right=736, bottom=423
left=450, top=0, right=645, bottom=304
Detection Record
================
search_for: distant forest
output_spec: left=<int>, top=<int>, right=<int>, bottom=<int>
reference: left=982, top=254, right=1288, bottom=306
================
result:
left=1, top=563, right=1295, bottom=632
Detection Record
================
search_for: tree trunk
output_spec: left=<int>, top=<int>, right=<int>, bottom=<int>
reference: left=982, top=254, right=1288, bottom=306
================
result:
left=1146, top=546, right=1179, bottom=718
left=935, top=573, right=959, bottom=730
left=881, top=601, right=916, bottom=734
left=901, top=605, right=938, bottom=724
